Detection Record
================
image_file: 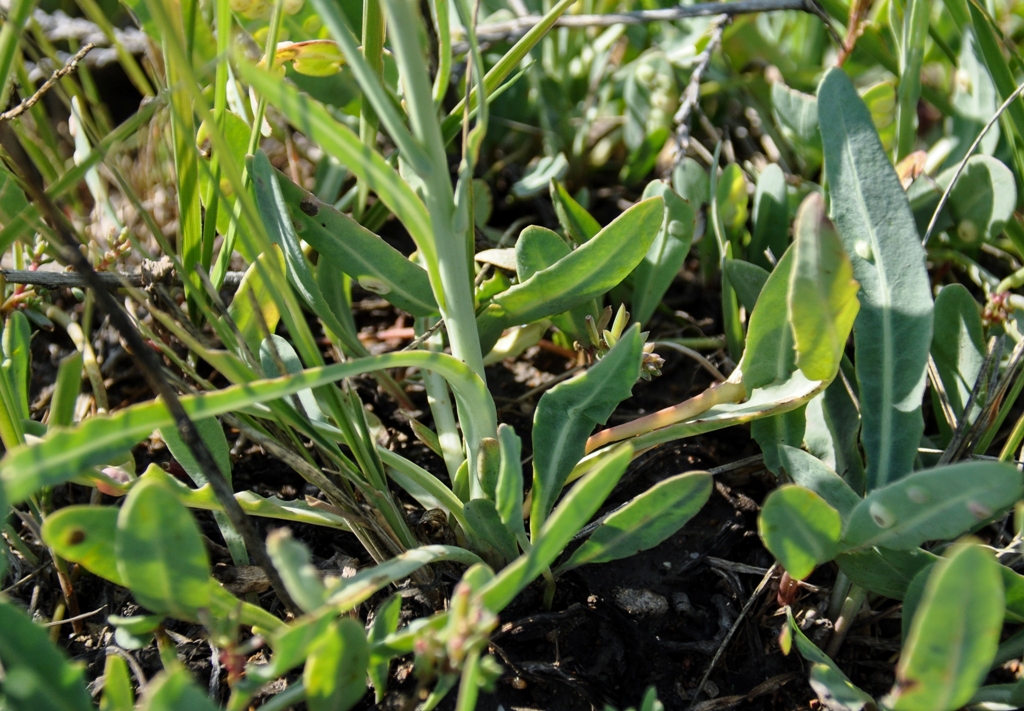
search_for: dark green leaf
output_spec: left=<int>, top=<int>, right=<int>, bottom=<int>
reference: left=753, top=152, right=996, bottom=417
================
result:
left=632, top=182, right=696, bottom=325
left=42, top=506, right=124, bottom=585
left=0, top=600, right=93, bottom=711
left=836, top=546, right=937, bottom=600
left=841, top=461, right=1023, bottom=551
left=115, top=478, right=212, bottom=618
left=759, top=484, right=842, bottom=579
left=266, top=528, right=327, bottom=613
left=550, top=180, right=601, bottom=244
left=304, top=617, right=370, bottom=711
left=722, top=260, right=770, bottom=313
left=778, top=445, right=861, bottom=519
left=271, top=160, right=438, bottom=317
left=930, top=284, right=985, bottom=429
left=888, top=541, right=1004, bottom=711
left=750, top=164, right=789, bottom=270
left=557, top=471, right=712, bottom=572
left=530, top=326, right=642, bottom=534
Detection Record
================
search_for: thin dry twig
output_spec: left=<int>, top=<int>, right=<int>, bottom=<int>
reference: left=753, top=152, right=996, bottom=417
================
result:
left=673, top=14, right=729, bottom=162
left=688, top=563, right=779, bottom=709
left=464, top=0, right=819, bottom=45
left=0, top=266, right=244, bottom=291
left=1, top=43, right=94, bottom=122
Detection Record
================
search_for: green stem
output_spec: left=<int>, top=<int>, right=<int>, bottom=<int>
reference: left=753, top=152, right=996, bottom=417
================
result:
left=384, top=0, right=486, bottom=383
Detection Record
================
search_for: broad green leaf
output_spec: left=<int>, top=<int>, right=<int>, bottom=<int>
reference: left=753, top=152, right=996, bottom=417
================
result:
left=266, top=528, right=327, bottom=613
left=138, top=669, right=218, bottom=711
left=477, top=198, right=663, bottom=351
left=99, top=655, right=134, bottom=711
left=480, top=443, right=633, bottom=612
left=515, top=225, right=595, bottom=341
left=715, top=163, right=749, bottom=245
left=788, top=192, right=860, bottom=382
left=464, top=498, right=519, bottom=566
left=804, top=375, right=865, bottom=493
left=0, top=600, right=92, bottom=711
left=550, top=179, right=601, bottom=244
left=722, top=260, right=769, bottom=313
left=930, top=284, right=985, bottom=430
left=557, top=471, right=712, bottom=573
left=0, top=164, right=30, bottom=226
left=937, top=155, right=1017, bottom=245
left=895, top=0, right=928, bottom=160
left=1003, top=565, right=1024, bottom=624
left=270, top=161, right=438, bottom=317
left=228, top=245, right=286, bottom=354
left=42, top=506, right=124, bottom=585
left=632, top=182, right=696, bottom=325
left=808, top=664, right=876, bottom=711
left=1, top=350, right=494, bottom=504
left=842, top=461, right=1023, bottom=551
left=260, top=334, right=325, bottom=423
left=49, top=352, right=82, bottom=429
left=513, top=153, right=568, bottom=198
left=778, top=445, right=861, bottom=519
left=818, top=67, right=933, bottom=490
left=759, top=484, right=842, bottom=579
left=862, top=81, right=897, bottom=154
left=751, top=406, right=806, bottom=475
left=160, top=417, right=246, bottom=566
left=968, top=0, right=1024, bottom=207
left=368, top=595, right=402, bottom=701
left=771, top=80, right=822, bottom=171
left=750, top=164, right=789, bottom=270
left=495, top=424, right=525, bottom=537
left=888, top=541, right=1004, bottom=711
left=837, top=546, right=938, bottom=600
left=305, top=619, right=369, bottom=711
left=947, top=27, right=1000, bottom=166
left=250, top=151, right=370, bottom=364
left=237, top=61, right=435, bottom=263
left=115, top=478, right=212, bottom=618
left=245, top=615, right=336, bottom=688
left=671, top=158, right=710, bottom=207
left=738, top=245, right=796, bottom=391
left=785, top=608, right=870, bottom=706
left=530, top=326, right=642, bottom=534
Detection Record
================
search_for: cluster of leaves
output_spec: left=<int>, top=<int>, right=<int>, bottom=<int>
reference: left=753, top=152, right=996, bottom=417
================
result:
left=5, top=0, right=1024, bottom=708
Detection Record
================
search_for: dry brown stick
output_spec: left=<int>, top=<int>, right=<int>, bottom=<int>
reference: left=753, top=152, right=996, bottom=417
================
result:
left=0, top=44, right=94, bottom=122
left=0, top=266, right=244, bottom=291
left=464, top=0, right=820, bottom=44
left=0, top=123, right=302, bottom=617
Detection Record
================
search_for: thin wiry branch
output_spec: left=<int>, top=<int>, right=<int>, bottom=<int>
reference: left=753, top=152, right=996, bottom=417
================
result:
left=1, top=44, right=94, bottom=122
left=457, top=0, right=827, bottom=49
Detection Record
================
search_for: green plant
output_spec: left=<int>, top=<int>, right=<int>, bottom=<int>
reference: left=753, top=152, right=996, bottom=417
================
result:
left=0, top=0, right=848, bottom=707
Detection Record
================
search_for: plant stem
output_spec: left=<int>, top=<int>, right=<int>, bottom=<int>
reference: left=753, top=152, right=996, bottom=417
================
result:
left=586, top=379, right=746, bottom=453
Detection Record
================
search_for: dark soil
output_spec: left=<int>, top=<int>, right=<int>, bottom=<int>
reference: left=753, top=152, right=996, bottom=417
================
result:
left=3, top=244, right=906, bottom=711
